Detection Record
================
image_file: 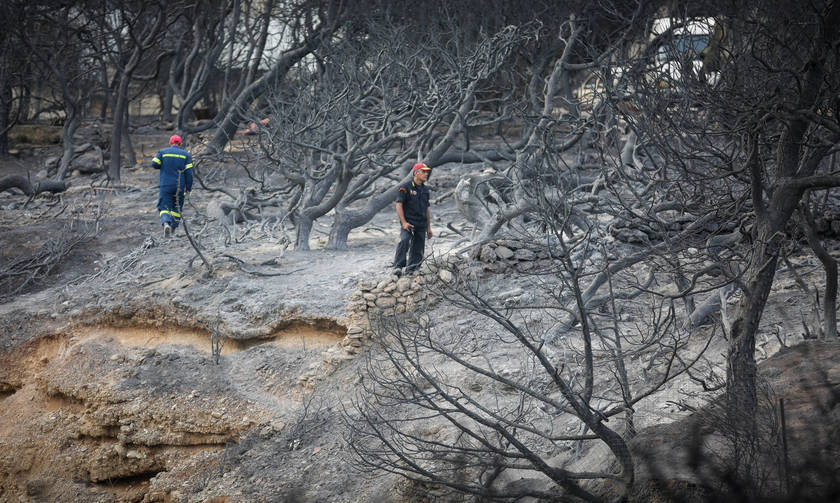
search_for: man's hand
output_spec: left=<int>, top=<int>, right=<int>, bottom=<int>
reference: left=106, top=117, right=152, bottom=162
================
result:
left=426, top=227, right=433, bottom=238
left=402, top=221, right=414, bottom=231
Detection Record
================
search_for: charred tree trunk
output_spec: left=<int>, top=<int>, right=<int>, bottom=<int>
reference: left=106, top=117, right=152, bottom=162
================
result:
left=56, top=110, right=81, bottom=179
left=18, top=82, right=31, bottom=122
left=725, top=0, right=840, bottom=413
left=121, top=100, right=136, bottom=168
left=326, top=184, right=401, bottom=250
left=108, top=76, right=131, bottom=183
left=0, top=175, right=67, bottom=195
left=295, top=216, right=314, bottom=251
left=161, top=84, right=174, bottom=122
left=206, top=43, right=320, bottom=156
left=820, top=252, right=839, bottom=338
left=104, top=6, right=165, bottom=183
left=293, top=165, right=352, bottom=251
left=0, top=81, right=10, bottom=156
left=800, top=205, right=839, bottom=338
left=98, top=64, right=111, bottom=120
left=727, top=189, right=799, bottom=419
left=326, top=211, right=366, bottom=250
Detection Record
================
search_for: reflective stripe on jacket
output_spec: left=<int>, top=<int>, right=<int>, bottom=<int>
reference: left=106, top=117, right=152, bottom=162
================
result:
left=152, top=146, right=194, bottom=192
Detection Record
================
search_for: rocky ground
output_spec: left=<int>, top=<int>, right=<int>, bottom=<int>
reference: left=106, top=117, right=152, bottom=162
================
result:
left=1, top=125, right=839, bottom=503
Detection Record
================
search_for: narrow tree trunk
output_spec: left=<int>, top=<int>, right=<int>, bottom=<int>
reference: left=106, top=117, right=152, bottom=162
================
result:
left=121, top=101, right=136, bottom=168
left=823, top=258, right=838, bottom=338
left=0, top=82, right=10, bottom=156
left=18, top=83, right=31, bottom=122
left=726, top=225, right=782, bottom=419
left=56, top=111, right=80, bottom=179
left=295, top=216, right=314, bottom=251
left=162, top=84, right=174, bottom=122
left=801, top=208, right=839, bottom=338
left=99, top=65, right=112, bottom=120
left=108, top=76, right=131, bottom=183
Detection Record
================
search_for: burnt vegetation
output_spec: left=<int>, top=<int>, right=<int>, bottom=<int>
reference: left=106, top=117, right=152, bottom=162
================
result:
left=2, top=0, right=840, bottom=501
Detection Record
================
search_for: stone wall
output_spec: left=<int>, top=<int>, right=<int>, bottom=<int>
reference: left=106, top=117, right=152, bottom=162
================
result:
left=467, top=237, right=553, bottom=273
left=296, top=235, right=553, bottom=388
left=297, top=273, right=435, bottom=388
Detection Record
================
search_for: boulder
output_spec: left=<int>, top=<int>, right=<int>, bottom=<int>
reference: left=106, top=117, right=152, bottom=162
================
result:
left=514, top=248, right=536, bottom=261
left=495, top=245, right=515, bottom=260
left=396, top=277, right=414, bottom=293
left=71, top=151, right=104, bottom=174
left=374, top=296, right=397, bottom=308
left=44, top=156, right=60, bottom=170
left=479, top=245, right=497, bottom=262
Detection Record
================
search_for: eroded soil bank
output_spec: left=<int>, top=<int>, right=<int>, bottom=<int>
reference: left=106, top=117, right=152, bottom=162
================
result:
left=0, top=308, right=360, bottom=502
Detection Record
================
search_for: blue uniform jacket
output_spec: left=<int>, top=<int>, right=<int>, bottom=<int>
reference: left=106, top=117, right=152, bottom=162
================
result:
left=152, top=146, right=193, bottom=192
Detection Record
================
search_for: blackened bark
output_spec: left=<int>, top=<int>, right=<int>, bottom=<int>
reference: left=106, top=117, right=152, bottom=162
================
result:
left=801, top=207, right=839, bottom=338
left=726, top=212, right=788, bottom=418
left=206, top=43, right=315, bottom=156
left=0, top=175, right=67, bottom=195
left=56, top=112, right=80, bottom=179
left=0, top=82, right=10, bottom=156
left=326, top=212, right=366, bottom=250
left=295, top=217, right=314, bottom=251
left=325, top=184, right=401, bottom=250
left=162, top=84, right=174, bottom=122
left=108, top=77, right=131, bottom=183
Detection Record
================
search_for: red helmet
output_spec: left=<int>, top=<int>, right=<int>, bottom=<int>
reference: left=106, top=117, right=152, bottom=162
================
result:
left=169, top=135, right=182, bottom=145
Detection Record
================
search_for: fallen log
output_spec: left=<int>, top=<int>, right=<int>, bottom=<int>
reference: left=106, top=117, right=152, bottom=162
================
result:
left=0, top=175, right=67, bottom=196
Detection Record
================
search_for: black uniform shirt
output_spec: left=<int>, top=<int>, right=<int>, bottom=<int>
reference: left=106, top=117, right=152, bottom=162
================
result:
left=396, top=180, right=430, bottom=228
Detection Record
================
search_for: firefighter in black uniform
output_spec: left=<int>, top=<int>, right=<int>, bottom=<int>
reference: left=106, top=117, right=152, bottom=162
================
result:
left=393, top=163, right=433, bottom=276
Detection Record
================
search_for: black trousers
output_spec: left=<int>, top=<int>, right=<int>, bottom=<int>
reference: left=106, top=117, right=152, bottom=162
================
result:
left=394, top=227, right=426, bottom=273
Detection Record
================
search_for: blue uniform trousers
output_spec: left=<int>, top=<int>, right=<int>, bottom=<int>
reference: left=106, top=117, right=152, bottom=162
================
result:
left=158, top=186, right=186, bottom=228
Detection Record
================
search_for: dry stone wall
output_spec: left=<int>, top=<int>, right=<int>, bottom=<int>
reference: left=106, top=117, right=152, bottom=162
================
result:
left=467, top=236, right=554, bottom=274
left=297, top=235, right=553, bottom=388
left=297, top=273, right=436, bottom=388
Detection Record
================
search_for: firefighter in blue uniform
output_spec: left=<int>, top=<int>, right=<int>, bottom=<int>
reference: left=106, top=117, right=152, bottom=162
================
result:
left=151, top=135, right=193, bottom=237
left=393, top=162, right=433, bottom=276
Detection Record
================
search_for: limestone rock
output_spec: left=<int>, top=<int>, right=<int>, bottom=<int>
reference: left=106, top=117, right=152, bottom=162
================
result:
left=495, top=245, right=515, bottom=260
left=479, top=245, right=497, bottom=262
left=513, top=248, right=536, bottom=261
left=375, top=296, right=396, bottom=308
left=396, top=277, right=413, bottom=293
